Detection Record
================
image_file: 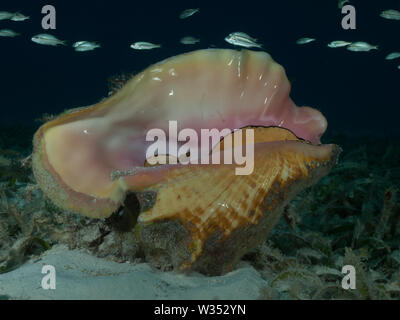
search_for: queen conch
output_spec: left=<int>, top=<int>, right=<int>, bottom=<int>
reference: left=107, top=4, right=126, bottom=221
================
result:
left=32, top=49, right=340, bottom=275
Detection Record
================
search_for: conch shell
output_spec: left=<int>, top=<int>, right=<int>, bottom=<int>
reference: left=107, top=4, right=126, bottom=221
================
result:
left=32, top=49, right=339, bottom=275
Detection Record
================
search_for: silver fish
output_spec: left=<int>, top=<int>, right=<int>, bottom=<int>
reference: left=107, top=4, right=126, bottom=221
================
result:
left=327, top=40, right=352, bottom=48
left=380, top=9, right=400, bottom=20
left=11, top=12, right=29, bottom=21
left=231, top=32, right=258, bottom=42
left=72, top=41, right=87, bottom=48
left=179, top=8, right=199, bottom=19
left=296, top=37, right=316, bottom=45
left=0, top=11, right=14, bottom=20
left=398, top=65, right=400, bottom=70
left=224, top=32, right=262, bottom=48
left=73, top=41, right=101, bottom=52
left=130, top=42, right=161, bottom=50
left=0, top=29, right=20, bottom=37
left=31, top=34, right=67, bottom=46
left=385, top=52, right=400, bottom=60
left=338, top=0, right=350, bottom=9
left=180, top=36, right=200, bottom=45
left=346, top=41, right=378, bottom=52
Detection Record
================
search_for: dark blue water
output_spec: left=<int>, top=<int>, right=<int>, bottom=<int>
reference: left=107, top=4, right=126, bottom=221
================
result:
left=0, top=0, right=399, bottom=137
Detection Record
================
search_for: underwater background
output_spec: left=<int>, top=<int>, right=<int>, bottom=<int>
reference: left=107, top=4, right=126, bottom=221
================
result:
left=0, top=0, right=400, bottom=300
left=1, top=0, right=399, bottom=134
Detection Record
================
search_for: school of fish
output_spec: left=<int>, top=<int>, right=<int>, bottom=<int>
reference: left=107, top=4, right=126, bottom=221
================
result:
left=0, top=4, right=399, bottom=71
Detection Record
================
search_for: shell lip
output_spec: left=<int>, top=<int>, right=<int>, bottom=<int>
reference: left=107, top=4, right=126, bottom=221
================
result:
left=32, top=125, right=121, bottom=219
left=239, top=124, right=310, bottom=142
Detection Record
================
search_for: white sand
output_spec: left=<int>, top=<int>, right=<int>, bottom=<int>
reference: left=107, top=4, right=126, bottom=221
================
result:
left=0, top=245, right=268, bottom=300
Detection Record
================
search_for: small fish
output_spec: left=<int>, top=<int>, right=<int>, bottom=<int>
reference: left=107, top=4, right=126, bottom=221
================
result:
left=296, top=37, right=316, bottom=45
left=231, top=32, right=258, bottom=42
left=73, top=41, right=101, bottom=52
left=130, top=42, right=161, bottom=50
left=224, top=32, right=262, bottom=49
left=398, top=65, right=400, bottom=70
left=380, top=9, right=400, bottom=21
left=338, top=0, right=350, bottom=9
left=346, top=41, right=378, bottom=52
left=179, top=8, right=199, bottom=19
left=0, top=11, right=14, bottom=20
left=31, top=34, right=67, bottom=46
left=327, top=40, right=352, bottom=48
left=385, top=52, right=400, bottom=60
left=0, top=29, right=20, bottom=37
left=180, top=36, right=200, bottom=45
left=72, top=41, right=87, bottom=48
left=10, top=12, right=29, bottom=21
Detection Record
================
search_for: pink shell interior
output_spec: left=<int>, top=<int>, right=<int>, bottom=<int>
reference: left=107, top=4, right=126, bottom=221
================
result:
left=42, top=49, right=328, bottom=199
